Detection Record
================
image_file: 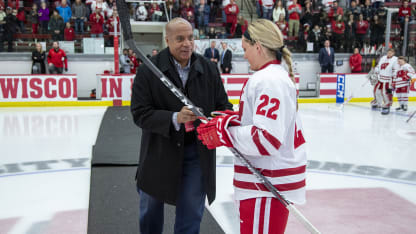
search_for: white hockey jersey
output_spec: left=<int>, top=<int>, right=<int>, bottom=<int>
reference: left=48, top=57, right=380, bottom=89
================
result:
left=394, top=63, right=416, bottom=88
left=375, top=55, right=399, bottom=83
left=228, top=62, right=307, bottom=205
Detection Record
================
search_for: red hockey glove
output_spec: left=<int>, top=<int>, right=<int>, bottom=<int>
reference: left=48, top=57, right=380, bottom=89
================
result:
left=210, top=110, right=240, bottom=126
left=197, top=114, right=238, bottom=149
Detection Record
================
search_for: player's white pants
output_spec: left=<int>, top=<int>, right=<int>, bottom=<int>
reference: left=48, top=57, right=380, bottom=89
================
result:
left=372, top=81, right=392, bottom=108
left=238, top=197, right=289, bottom=234
left=396, top=86, right=409, bottom=105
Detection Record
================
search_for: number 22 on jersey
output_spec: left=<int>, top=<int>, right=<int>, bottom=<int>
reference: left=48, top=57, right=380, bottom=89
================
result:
left=255, top=94, right=280, bottom=120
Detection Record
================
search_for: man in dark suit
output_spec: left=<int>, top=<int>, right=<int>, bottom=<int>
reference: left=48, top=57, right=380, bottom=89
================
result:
left=220, top=42, right=232, bottom=73
left=131, top=18, right=232, bottom=234
left=318, top=40, right=335, bottom=73
left=204, top=40, right=220, bottom=64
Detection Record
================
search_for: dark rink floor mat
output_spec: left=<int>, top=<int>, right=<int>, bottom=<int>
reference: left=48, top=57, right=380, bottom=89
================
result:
left=87, top=166, right=224, bottom=234
left=91, top=106, right=141, bottom=165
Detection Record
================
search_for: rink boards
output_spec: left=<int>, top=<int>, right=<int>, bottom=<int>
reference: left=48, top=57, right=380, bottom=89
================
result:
left=1, top=73, right=416, bottom=106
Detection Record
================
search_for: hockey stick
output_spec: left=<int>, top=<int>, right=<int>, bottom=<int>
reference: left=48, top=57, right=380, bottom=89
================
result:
left=407, top=110, right=416, bottom=123
left=115, top=1, right=320, bottom=233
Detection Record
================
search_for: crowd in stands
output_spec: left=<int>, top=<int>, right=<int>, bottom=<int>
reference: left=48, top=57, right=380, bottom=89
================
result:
left=0, top=0, right=120, bottom=51
left=0, top=0, right=414, bottom=57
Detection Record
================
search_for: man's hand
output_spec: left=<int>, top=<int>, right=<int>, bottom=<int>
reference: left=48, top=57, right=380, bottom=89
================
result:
left=177, top=106, right=197, bottom=124
left=65, top=67, right=68, bottom=72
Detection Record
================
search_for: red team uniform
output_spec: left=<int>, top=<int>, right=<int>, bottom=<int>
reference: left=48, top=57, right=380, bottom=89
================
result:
left=198, top=60, right=307, bottom=233
left=372, top=55, right=399, bottom=112
left=393, top=63, right=415, bottom=110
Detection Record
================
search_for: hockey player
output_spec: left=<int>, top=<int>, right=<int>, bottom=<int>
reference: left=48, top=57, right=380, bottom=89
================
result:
left=393, top=56, right=415, bottom=111
left=197, top=19, right=307, bottom=234
left=371, top=48, right=400, bottom=115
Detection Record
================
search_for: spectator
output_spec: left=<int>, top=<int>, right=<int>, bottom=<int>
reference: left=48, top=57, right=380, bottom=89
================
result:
left=72, top=0, right=87, bottom=34
left=288, top=0, right=302, bottom=37
left=322, top=27, right=333, bottom=46
left=348, top=0, right=361, bottom=20
left=0, top=6, right=5, bottom=34
left=276, top=14, right=288, bottom=40
left=135, top=3, right=148, bottom=21
left=105, top=11, right=119, bottom=46
left=234, top=14, right=247, bottom=38
left=224, top=0, right=239, bottom=35
left=0, top=7, right=17, bottom=52
left=355, top=13, right=369, bottom=49
left=300, top=1, right=313, bottom=27
left=64, top=21, right=75, bottom=40
left=208, top=0, right=218, bottom=23
left=207, top=26, right=216, bottom=38
left=38, top=1, right=49, bottom=34
left=57, top=0, right=72, bottom=23
left=91, top=0, right=108, bottom=18
left=16, top=7, right=25, bottom=33
left=195, top=0, right=210, bottom=29
left=328, top=1, right=343, bottom=22
left=255, top=0, right=262, bottom=18
left=411, top=4, right=416, bottom=22
left=319, top=40, right=335, bottom=73
left=375, top=3, right=387, bottom=23
left=152, top=49, right=158, bottom=56
left=221, top=0, right=231, bottom=23
left=30, top=3, right=39, bottom=34
left=199, top=28, right=207, bottom=38
left=47, top=41, right=68, bottom=74
left=90, top=7, right=104, bottom=37
left=399, top=0, right=411, bottom=24
left=31, top=43, right=46, bottom=74
left=262, top=0, right=274, bottom=19
left=361, top=0, right=373, bottom=21
left=128, top=49, right=139, bottom=74
left=106, top=0, right=116, bottom=18
left=149, top=3, right=162, bottom=21
left=49, top=10, right=64, bottom=41
left=372, top=0, right=384, bottom=10
left=272, top=0, right=285, bottom=23
left=344, top=13, right=355, bottom=53
left=204, top=40, right=220, bottom=64
left=181, top=1, right=194, bottom=19
left=349, top=47, right=362, bottom=73
left=308, top=24, right=322, bottom=52
left=370, top=15, right=384, bottom=48
left=120, top=48, right=132, bottom=73
left=332, top=14, right=345, bottom=51
left=220, top=41, right=232, bottom=73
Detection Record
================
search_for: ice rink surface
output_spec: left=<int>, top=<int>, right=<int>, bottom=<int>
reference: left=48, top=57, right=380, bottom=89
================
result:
left=1, top=103, right=416, bottom=234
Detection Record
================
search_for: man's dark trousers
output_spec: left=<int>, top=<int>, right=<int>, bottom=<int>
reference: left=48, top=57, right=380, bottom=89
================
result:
left=138, top=142, right=205, bottom=234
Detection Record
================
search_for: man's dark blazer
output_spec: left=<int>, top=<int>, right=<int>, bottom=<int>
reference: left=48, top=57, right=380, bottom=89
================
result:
left=220, top=49, right=232, bottom=73
left=318, top=46, right=335, bottom=66
left=204, top=47, right=220, bottom=63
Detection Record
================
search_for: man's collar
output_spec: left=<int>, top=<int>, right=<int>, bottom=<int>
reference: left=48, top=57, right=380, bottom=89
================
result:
left=173, top=57, right=191, bottom=70
left=158, top=48, right=204, bottom=74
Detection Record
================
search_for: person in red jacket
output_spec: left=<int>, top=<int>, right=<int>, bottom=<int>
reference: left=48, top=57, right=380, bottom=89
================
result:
left=349, top=48, right=362, bottom=73
left=355, top=13, right=369, bottom=49
left=16, top=7, right=26, bottom=33
left=276, top=14, right=288, bottom=40
left=332, top=15, right=345, bottom=51
left=287, top=0, right=301, bottom=37
left=328, top=1, right=343, bottom=22
left=399, top=0, right=411, bottom=23
left=105, top=11, right=120, bottom=47
left=224, top=0, right=239, bottom=35
left=47, top=41, right=68, bottom=74
left=128, top=49, right=139, bottom=74
left=89, top=7, right=104, bottom=37
left=64, top=22, right=75, bottom=41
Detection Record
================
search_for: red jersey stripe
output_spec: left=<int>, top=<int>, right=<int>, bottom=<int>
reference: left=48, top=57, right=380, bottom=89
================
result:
left=234, top=165, right=306, bottom=177
left=260, top=129, right=282, bottom=151
left=233, top=179, right=306, bottom=192
left=251, top=127, right=270, bottom=156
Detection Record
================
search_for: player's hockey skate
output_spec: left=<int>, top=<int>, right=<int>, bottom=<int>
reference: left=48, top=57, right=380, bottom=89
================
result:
left=371, top=104, right=380, bottom=110
left=396, top=105, right=403, bottom=111
left=381, top=107, right=390, bottom=115
left=403, top=105, right=408, bottom=111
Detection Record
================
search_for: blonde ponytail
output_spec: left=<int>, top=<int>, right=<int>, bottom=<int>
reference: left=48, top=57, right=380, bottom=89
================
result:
left=281, top=47, right=295, bottom=85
